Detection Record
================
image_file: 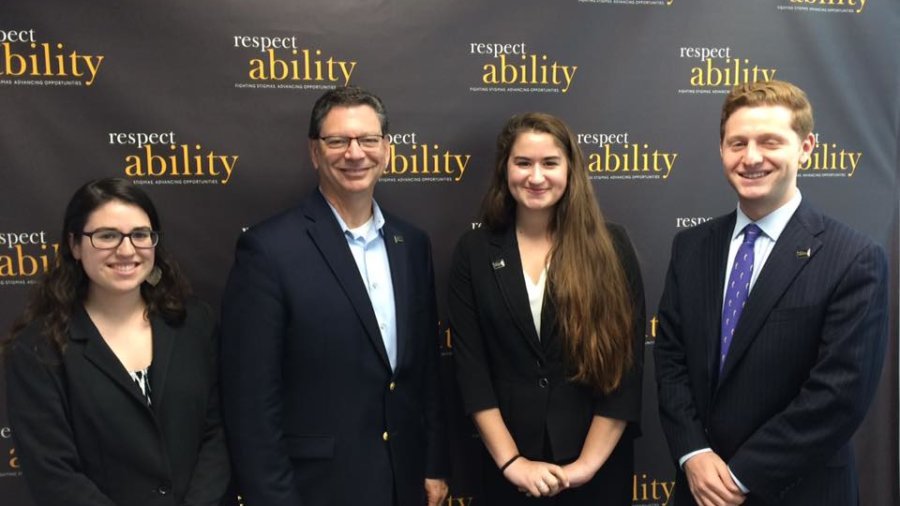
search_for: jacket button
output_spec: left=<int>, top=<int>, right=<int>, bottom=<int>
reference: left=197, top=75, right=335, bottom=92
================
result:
left=382, top=431, right=390, bottom=441
left=156, top=485, right=170, bottom=495
left=538, top=377, right=549, bottom=388
left=389, top=381, right=396, bottom=391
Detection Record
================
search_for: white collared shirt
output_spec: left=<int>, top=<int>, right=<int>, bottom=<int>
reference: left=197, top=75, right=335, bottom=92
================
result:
left=721, top=190, right=803, bottom=310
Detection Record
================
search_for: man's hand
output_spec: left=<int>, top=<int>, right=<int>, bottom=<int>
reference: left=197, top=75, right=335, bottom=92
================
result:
left=683, top=452, right=746, bottom=506
left=504, top=457, right=569, bottom=497
left=424, top=478, right=448, bottom=506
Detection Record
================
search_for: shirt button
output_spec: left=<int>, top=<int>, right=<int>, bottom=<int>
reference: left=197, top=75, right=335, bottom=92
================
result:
left=372, top=282, right=379, bottom=289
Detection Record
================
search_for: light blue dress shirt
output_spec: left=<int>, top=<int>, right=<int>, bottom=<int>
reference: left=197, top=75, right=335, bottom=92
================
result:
left=327, top=199, right=398, bottom=370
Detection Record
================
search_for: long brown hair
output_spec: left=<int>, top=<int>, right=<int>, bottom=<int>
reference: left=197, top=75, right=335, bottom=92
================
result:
left=4, top=178, right=190, bottom=355
left=482, top=113, right=633, bottom=393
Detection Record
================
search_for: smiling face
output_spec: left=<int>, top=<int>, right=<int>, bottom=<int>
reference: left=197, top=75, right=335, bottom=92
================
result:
left=309, top=105, right=388, bottom=203
left=507, top=131, right=569, bottom=218
left=71, top=200, right=155, bottom=300
left=720, top=105, right=815, bottom=220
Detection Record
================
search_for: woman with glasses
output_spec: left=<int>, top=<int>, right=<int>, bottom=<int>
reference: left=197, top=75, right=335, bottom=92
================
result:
left=449, top=113, right=645, bottom=505
left=4, top=178, right=230, bottom=506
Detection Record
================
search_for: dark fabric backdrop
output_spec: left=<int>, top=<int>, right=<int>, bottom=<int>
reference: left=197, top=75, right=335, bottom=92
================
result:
left=1, top=1, right=897, bottom=504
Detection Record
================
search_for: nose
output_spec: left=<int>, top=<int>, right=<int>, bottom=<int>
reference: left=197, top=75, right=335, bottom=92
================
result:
left=343, top=138, right=366, bottom=159
left=743, top=142, right=763, bottom=166
left=528, top=165, right=546, bottom=183
left=116, top=236, right=137, bottom=255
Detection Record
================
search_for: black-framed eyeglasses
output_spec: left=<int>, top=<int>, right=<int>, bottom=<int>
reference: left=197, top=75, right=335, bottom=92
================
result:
left=318, top=135, right=385, bottom=150
left=81, top=229, right=160, bottom=250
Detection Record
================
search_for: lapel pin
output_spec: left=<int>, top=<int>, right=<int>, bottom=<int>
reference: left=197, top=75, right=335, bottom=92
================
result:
left=393, top=235, right=404, bottom=244
left=492, top=258, right=506, bottom=270
left=796, top=248, right=811, bottom=258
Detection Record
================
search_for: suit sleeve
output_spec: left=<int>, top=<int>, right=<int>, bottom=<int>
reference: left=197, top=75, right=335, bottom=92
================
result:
left=182, top=306, right=231, bottom=506
left=421, top=236, right=450, bottom=478
left=728, top=242, right=889, bottom=502
left=448, top=233, right=499, bottom=415
left=593, top=225, right=646, bottom=424
left=654, top=232, right=712, bottom=461
left=5, top=336, right=118, bottom=506
left=219, top=231, right=303, bottom=506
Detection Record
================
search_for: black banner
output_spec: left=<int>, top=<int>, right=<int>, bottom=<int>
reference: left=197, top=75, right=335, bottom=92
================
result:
left=2, top=1, right=897, bottom=504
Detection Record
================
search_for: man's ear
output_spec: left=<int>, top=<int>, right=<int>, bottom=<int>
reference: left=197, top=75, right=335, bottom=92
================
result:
left=309, top=139, right=321, bottom=170
left=799, top=132, right=816, bottom=164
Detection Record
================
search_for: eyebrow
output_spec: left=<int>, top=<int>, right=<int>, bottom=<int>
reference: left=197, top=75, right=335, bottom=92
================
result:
left=512, top=155, right=562, bottom=160
left=90, top=226, right=153, bottom=232
left=724, top=133, right=787, bottom=143
left=319, top=133, right=383, bottom=138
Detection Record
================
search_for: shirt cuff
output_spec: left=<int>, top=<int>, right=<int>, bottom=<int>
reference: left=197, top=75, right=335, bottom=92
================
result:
left=679, top=449, right=749, bottom=494
left=678, top=448, right=712, bottom=468
left=727, top=467, right=750, bottom=494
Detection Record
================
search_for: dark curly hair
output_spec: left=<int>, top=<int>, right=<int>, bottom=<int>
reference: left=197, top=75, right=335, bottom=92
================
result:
left=4, top=178, right=190, bottom=354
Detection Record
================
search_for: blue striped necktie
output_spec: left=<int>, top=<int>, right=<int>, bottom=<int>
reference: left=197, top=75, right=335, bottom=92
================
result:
left=720, top=224, right=762, bottom=372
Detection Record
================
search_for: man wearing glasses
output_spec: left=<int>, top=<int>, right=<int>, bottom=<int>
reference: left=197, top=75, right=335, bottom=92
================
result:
left=220, top=86, right=449, bottom=506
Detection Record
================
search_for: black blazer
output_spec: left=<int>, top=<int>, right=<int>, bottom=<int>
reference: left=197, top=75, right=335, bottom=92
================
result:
left=5, top=299, right=230, bottom=506
left=655, top=201, right=888, bottom=505
left=219, top=190, right=448, bottom=506
left=448, top=223, right=645, bottom=462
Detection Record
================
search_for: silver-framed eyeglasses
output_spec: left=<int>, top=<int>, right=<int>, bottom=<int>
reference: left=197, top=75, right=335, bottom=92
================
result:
left=318, top=134, right=385, bottom=150
left=81, top=228, right=160, bottom=249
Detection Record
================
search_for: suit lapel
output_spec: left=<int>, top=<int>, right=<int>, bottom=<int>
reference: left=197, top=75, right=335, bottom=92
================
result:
left=304, top=192, right=392, bottom=370
left=383, top=220, right=408, bottom=369
left=539, top=293, right=557, bottom=347
left=719, top=203, right=824, bottom=382
left=73, top=306, right=152, bottom=410
left=489, top=228, right=544, bottom=358
left=705, top=214, right=735, bottom=392
left=148, top=315, right=175, bottom=408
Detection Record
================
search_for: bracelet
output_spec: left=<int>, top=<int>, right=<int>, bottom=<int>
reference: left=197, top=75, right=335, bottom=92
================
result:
left=499, top=454, right=522, bottom=473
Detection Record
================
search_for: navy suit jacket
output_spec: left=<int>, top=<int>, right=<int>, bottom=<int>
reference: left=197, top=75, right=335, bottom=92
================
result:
left=219, top=190, right=447, bottom=506
left=655, top=201, right=888, bottom=505
left=5, top=300, right=230, bottom=506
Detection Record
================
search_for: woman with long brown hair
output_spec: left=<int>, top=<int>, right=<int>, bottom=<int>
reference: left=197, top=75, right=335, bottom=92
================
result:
left=449, top=113, right=645, bottom=504
left=3, top=178, right=230, bottom=506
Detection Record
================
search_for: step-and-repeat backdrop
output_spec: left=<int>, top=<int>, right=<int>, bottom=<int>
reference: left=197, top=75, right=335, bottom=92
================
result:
left=2, top=1, right=898, bottom=505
